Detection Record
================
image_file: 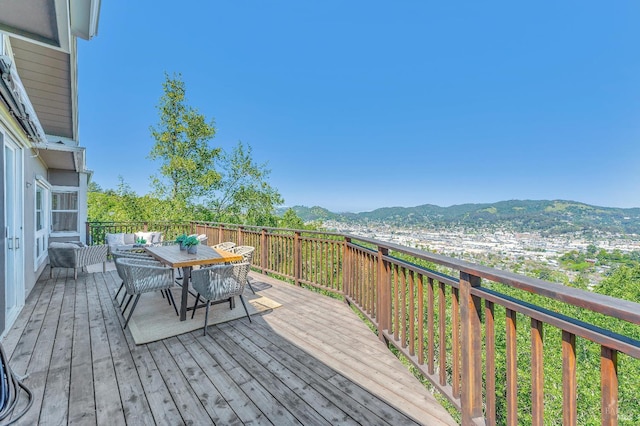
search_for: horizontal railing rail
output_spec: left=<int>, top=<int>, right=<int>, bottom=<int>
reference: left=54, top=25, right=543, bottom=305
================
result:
left=86, top=221, right=640, bottom=425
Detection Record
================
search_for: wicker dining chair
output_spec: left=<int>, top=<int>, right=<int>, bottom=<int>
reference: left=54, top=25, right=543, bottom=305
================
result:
left=115, top=257, right=178, bottom=329
left=49, top=242, right=108, bottom=280
left=112, top=250, right=159, bottom=303
left=190, top=262, right=252, bottom=336
left=229, top=245, right=256, bottom=294
left=211, top=241, right=236, bottom=251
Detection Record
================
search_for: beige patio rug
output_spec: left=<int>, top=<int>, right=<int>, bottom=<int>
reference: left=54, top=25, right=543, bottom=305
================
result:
left=123, top=286, right=281, bottom=344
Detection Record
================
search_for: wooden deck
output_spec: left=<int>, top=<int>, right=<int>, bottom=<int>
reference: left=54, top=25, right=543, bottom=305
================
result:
left=1, top=263, right=457, bottom=425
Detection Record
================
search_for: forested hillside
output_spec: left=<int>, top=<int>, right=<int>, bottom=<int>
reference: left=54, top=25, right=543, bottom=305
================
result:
left=278, top=200, right=640, bottom=235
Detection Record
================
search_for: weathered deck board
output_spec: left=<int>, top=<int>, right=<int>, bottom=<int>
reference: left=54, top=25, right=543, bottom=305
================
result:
left=1, top=264, right=457, bottom=426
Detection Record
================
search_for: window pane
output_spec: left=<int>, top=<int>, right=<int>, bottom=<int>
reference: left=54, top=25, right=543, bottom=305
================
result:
left=36, top=188, right=43, bottom=231
left=36, top=188, right=42, bottom=210
left=52, top=212, right=78, bottom=232
left=52, top=192, right=77, bottom=210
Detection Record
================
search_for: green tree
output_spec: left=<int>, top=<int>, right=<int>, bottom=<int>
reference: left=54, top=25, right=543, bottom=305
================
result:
left=149, top=73, right=220, bottom=204
left=279, top=208, right=310, bottom=229
left=208, top=141, right=283, bottom=225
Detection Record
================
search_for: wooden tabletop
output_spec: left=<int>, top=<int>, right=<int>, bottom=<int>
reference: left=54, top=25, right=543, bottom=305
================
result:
left=144, top=244, right=243, bottom=268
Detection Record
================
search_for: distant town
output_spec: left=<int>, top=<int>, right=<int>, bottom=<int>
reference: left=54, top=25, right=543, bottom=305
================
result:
left=322, top=220, right=640, bottom=285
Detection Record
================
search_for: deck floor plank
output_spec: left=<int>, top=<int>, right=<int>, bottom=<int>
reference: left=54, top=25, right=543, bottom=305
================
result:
left=1, top=264, right=457, bottom=426
left=213, top=324, right=337, bottom=426
left=12, top=273, right=69, bottom=424
left=39, top=275, right=78, bottom=426
left=227, top=317, right=419, bottom=426
left=68, top=272, right=97, bottom=425
left=162, top=336, right=243, bottom=425
left=191, top=328, right=304, bottom=425
left=97, top=270, right=182, bottom=425
left=177, top=332, right=272, bottom=425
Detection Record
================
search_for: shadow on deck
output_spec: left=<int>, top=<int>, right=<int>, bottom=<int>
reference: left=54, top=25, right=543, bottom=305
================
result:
left=1, top=264, right=456, bottom=425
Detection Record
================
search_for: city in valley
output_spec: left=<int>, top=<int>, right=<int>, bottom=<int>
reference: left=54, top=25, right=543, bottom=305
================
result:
left=323, top=220, right=640, bottom=285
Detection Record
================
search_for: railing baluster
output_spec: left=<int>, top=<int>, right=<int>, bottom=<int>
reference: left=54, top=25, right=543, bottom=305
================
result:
left=401, top=268, right=407, bottom=348
left=531, top=318, right=544, bottom=426
left=418, top=272, right=424, bottom=365
left=439, top=281, right=446, bottom=386
left=409, top=270, right=415, bottom=355
left=394, top=264, right=400, bottom=341
left=601, top=346, right=618, bottom=426
left=452, top=287, right=460, bottom=399
left=506, top=308, right=518, bottom=426
left=562, top=331, right=577, bottom=426
left=485, top=300, right=496, bottom=426
left=428, top=277, right=435, bottom=375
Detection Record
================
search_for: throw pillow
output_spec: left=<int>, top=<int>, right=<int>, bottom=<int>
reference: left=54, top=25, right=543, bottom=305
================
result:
left=106, top=233, right=125, bottom=246
left=135, top=232, right=154, bottom=244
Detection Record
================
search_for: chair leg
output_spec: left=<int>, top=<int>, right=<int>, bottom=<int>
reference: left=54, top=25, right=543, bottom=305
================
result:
left=122, top=294, right=134, bottom=312
left=115, top=283, right=124, bottom=300
left=124, top=294, right=141, bottom=329
left=191, top=293, right=201, bottom=319
left=166, top=289, right=179, bottom=316
left=247, top=278, right=256, bottom=294
left=50, top=266, right=53, bottom=278
left=74, top=267, right=78, bottom=280
left=239, top=294, right=252, bottom=323
left=120, top=291, right=130, bottom=307
left=203, top=301, right=211, bottom=336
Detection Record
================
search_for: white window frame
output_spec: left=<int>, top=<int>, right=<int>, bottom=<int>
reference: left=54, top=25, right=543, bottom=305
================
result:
left=34, top=176, right=51, bottom=270
left=50, top=186, right=80, bottom=237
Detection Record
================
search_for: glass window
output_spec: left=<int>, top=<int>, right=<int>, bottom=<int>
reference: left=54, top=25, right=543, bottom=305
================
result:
left=35, top=181, right=50, bottom=268
left=51, top=191, right=78, bottom=232
left=36, top=186, right=43, bottom=231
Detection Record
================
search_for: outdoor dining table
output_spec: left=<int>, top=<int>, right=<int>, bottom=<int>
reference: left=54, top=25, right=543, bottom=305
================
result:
left=144, top=244, right=243, bottom=321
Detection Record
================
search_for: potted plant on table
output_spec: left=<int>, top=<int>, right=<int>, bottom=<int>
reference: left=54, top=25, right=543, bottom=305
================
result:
left=183, top=235, right=200, bottom=254
left=175, top=234, right=188, bottom=251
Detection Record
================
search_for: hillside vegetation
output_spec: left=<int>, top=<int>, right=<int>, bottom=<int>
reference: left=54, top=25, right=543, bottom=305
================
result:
left=279, top=200, right=640, bottom=235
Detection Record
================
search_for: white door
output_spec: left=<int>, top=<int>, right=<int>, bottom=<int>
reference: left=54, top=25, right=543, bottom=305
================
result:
left=4, top=137, right=24, bottom=330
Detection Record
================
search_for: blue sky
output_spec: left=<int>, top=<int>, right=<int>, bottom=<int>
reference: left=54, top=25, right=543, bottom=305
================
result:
left=78, top=1, right=640, bottom=212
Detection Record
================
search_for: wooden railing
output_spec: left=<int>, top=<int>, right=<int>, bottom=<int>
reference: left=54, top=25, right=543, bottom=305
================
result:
left=87, top=221, right=640, bottom=425
left=86, top=221, right=193, bottom=245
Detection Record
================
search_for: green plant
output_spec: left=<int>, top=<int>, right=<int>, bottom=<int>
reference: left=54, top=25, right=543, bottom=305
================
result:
left=183, top=235, right=199, bottom=247
left=136, top=237, right=147, bottom=244
left=175, top=234, right=188, bottom=243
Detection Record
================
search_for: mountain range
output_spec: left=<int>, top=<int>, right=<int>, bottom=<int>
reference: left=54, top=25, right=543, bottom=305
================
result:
left=277, top=200, right=640, bottom=235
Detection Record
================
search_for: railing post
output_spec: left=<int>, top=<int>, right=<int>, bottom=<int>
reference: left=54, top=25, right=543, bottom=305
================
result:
left=261, top=228, right=268, bottom=274
left=342, top=238, right=351, bottom=303
left=460, top=271, right=484, bottom=425
left=377, top=245, right=390, bottom=343
left=218, top=224, right=224, bottom=244
left=238, top=226, right=244, bottom=246
left=85, top=222, right=90, bottom=245
left=294, top=231, right=301, bottom=286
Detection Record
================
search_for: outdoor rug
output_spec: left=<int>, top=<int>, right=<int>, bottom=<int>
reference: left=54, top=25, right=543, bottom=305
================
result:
left=123, top=286, right=281, bottom=344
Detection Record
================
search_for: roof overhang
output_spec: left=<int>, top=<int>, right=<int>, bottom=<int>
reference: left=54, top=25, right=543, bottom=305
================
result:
left=0, top=0, right=100, bottom=53
left=33, top=139, right=86, bottom=172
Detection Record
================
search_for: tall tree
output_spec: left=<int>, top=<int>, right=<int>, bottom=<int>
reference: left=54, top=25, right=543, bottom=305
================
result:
left=149, top=73, right=220, bottom=204
left=208, top=141, right=283, bottom=225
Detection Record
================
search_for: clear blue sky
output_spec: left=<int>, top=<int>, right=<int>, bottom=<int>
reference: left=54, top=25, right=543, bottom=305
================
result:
left=78, top=1, right=640, bottom=213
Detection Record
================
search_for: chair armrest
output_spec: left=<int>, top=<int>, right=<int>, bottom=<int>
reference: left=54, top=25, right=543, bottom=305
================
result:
left=75, top=245, right=108, bottom=268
